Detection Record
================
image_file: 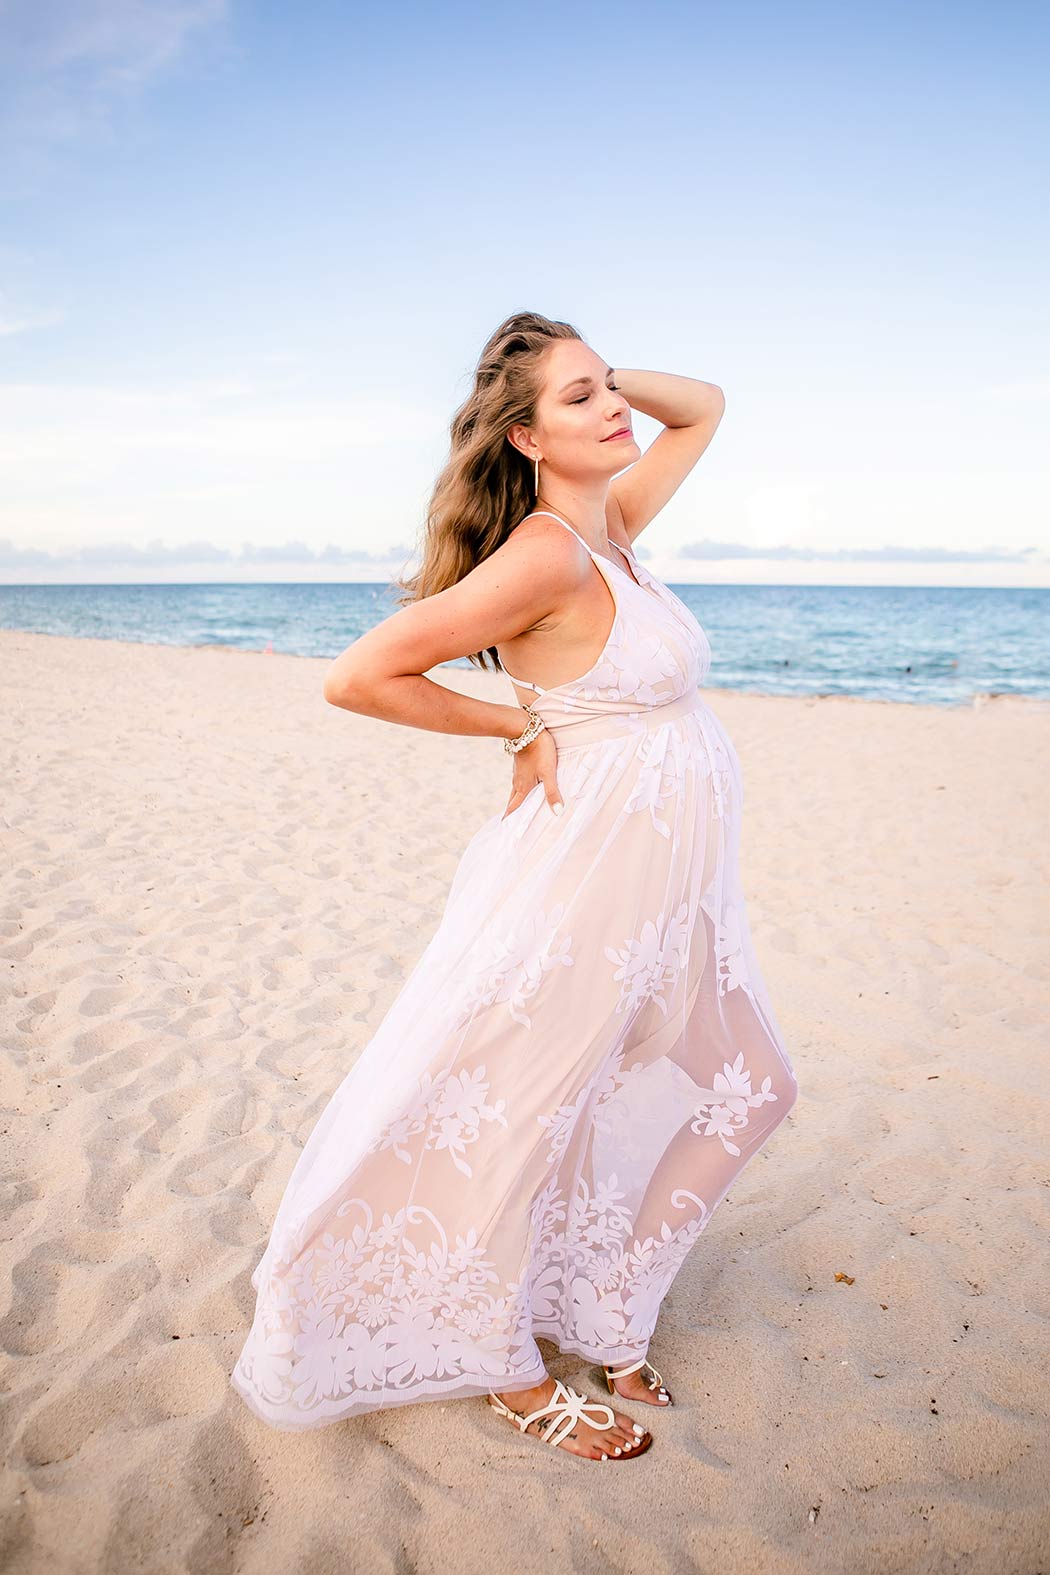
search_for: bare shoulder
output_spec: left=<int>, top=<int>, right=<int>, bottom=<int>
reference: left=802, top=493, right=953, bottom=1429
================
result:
left=488, top=515, right=592, bottom=675
left=458, top=513, right=591, bottom=649
left=494, top=513, right=592, bottom=588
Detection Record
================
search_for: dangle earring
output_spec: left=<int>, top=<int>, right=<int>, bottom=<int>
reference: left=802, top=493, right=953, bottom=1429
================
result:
left=534, top=455, right=540, bottom=495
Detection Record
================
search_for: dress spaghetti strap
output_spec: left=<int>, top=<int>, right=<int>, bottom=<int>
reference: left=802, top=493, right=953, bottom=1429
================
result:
left=526, top=510, right=636, bottom=568
left=522, top=510, right=596, bottom=556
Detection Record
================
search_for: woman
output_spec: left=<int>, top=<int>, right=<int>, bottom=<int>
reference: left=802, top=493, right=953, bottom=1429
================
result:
left=230, top=311, right=798, bottom=1464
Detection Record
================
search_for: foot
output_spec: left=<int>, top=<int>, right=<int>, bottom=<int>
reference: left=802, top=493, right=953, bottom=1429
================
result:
left=488, top=1376, right=653, bottom=1462
left=603, top=1357, right=673, bottom=1407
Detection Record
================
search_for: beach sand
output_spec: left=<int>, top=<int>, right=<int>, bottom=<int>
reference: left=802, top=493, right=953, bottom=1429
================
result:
left=2, top=628, right=1048, bottom=1574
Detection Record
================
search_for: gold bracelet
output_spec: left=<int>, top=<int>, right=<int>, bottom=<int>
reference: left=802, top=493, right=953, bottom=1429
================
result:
left=503, top=704, right=546, bottom=754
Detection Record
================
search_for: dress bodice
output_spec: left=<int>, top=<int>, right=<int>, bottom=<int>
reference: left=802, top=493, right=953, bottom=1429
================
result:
left=501, top=511, right=712, bottom=748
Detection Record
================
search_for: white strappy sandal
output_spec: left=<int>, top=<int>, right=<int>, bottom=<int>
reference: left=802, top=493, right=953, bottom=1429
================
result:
left=603, top=1355, right=673, bottom=1406
left=486, top=1378, right=653, bottom=1461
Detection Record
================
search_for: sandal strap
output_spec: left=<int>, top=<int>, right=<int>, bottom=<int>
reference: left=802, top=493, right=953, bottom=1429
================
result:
left=518, top=1379, right=616, bottom=1450
left=604, top=1356, right=649, bottom=1380
left=487, top=1392, right=523, bottom=1426
left=606, top=1356, right=665, bottom=1388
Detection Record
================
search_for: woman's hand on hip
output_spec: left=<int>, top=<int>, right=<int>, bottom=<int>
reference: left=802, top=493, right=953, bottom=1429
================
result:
left=501, top=726, right=564, bottom=821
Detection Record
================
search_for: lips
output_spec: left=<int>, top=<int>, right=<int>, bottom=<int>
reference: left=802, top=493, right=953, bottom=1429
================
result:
left=603, top=427, right=632, bottom=441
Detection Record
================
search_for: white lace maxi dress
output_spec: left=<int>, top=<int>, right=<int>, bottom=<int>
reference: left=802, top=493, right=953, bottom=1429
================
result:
left=230, top=510, right=799, bottom=1431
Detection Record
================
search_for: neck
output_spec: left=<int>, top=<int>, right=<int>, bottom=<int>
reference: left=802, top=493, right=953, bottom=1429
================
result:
left=534, top=483, right=611, bottom=551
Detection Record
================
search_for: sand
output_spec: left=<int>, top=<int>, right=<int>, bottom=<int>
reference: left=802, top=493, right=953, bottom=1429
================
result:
left=2, top=627, right=1048, bottom=1575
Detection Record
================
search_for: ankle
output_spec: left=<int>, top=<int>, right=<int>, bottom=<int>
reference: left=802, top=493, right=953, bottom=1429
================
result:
left=495, top=1376, right=552, bottom=1404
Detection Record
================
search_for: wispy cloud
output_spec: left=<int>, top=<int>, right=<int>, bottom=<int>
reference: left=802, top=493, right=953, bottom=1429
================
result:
left=1, top=0, right=228, bottom=184
left=25, top=0, right=227, bottom=83
left=2, top=536, right=1043, bottom=576
left=0, top=538, right=414, bottom=570
left=677, top=541, right=1045, bottom=564
left=0, top=303, right=64, bottom=338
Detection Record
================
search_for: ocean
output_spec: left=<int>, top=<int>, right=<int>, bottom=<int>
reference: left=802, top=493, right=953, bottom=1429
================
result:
left=2, top=581, right=1047, bottom=707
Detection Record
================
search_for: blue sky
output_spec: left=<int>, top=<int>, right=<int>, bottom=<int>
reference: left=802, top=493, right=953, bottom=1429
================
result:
left=2, top=0, right=1048, bottom=586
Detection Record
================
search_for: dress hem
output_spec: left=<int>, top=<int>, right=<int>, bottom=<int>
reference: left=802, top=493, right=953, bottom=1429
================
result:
left=228, top=1360, right=549, bottom=1433
left=229, top=1330, right=654, bottom=1432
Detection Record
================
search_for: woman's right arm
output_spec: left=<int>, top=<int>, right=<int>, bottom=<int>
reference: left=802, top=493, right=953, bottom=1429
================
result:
left=321, top=523, right=578, bottom=744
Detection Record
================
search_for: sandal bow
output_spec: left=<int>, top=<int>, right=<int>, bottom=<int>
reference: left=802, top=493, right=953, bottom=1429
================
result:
left=516, top=1379, right=616, bottom=1449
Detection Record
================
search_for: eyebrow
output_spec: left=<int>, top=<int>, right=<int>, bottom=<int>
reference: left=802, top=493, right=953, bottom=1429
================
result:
left=558, top=365, right=615, bottom=395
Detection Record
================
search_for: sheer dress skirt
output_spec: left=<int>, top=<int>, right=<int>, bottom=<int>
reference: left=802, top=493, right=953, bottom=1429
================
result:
left=231, top=512, right=798, bottom=1430
left=229, top=685, right=799, bottom=1432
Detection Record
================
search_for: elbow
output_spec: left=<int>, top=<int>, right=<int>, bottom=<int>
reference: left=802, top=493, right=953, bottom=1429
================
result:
left=323, top=679, right=349, bottom=709
left=323, top=661, right=369, bottom=710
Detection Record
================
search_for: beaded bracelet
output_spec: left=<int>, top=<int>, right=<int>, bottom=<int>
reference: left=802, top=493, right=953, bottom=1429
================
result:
left=504, top=704, right=546, bottom=755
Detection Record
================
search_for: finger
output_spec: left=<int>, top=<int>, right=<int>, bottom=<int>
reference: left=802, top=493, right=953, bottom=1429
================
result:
left=543, top=776, right=564, bottom=815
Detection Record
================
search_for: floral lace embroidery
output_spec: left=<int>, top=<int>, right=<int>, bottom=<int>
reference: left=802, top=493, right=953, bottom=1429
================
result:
left=577, top=623, right=681, bottom=705
left=239, top=1204, right=538, bottom=1414
left=368, top=1063, right=508, bottom=1178
left=536, top=1039, right=627, bottom=1165
left=604, top=901, right=691, bottom=1016
left=624, top=725, right=700, bottom=837
left=528, top=1173, right=711, bottom=1349
left=237, top=1169, right=719, bottom=1420
left=715, top=904, right=750, bottom=995
left=453, top=903, right=574, bottom=1028
left=689, top=1050, right=779, bottom=1156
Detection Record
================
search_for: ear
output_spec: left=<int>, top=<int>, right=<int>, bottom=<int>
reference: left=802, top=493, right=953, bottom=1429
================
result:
left=506, top=423, right=537, bottom=461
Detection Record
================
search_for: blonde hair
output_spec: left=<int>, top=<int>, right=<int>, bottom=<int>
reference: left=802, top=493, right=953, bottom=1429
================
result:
left=393, top=309, right=584, bottom=673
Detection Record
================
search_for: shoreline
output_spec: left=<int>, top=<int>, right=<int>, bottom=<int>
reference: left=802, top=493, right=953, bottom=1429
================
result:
left=4, top=627, right=1048, bottom=712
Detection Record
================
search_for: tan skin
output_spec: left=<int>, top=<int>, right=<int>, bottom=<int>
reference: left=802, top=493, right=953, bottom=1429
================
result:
left=324, top=340, right=725, bottom=1458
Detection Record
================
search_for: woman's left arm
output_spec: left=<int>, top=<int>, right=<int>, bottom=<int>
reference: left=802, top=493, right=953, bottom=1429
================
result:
left=608, top=368, right=726, bottom=543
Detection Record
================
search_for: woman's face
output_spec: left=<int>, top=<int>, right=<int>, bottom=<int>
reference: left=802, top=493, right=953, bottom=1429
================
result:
left=512, top=340, right=640, bottom=479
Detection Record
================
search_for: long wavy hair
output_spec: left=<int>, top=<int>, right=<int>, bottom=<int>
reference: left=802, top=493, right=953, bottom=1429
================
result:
left=393, top=310, right=584, bottom=673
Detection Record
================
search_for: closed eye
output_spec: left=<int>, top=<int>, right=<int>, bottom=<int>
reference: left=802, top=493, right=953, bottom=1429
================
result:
left=572, top=381, right=620, bottom=405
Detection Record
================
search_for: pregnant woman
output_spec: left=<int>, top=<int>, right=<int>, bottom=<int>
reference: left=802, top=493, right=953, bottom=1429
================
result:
left=230, top=311, right=799, bottom=1463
